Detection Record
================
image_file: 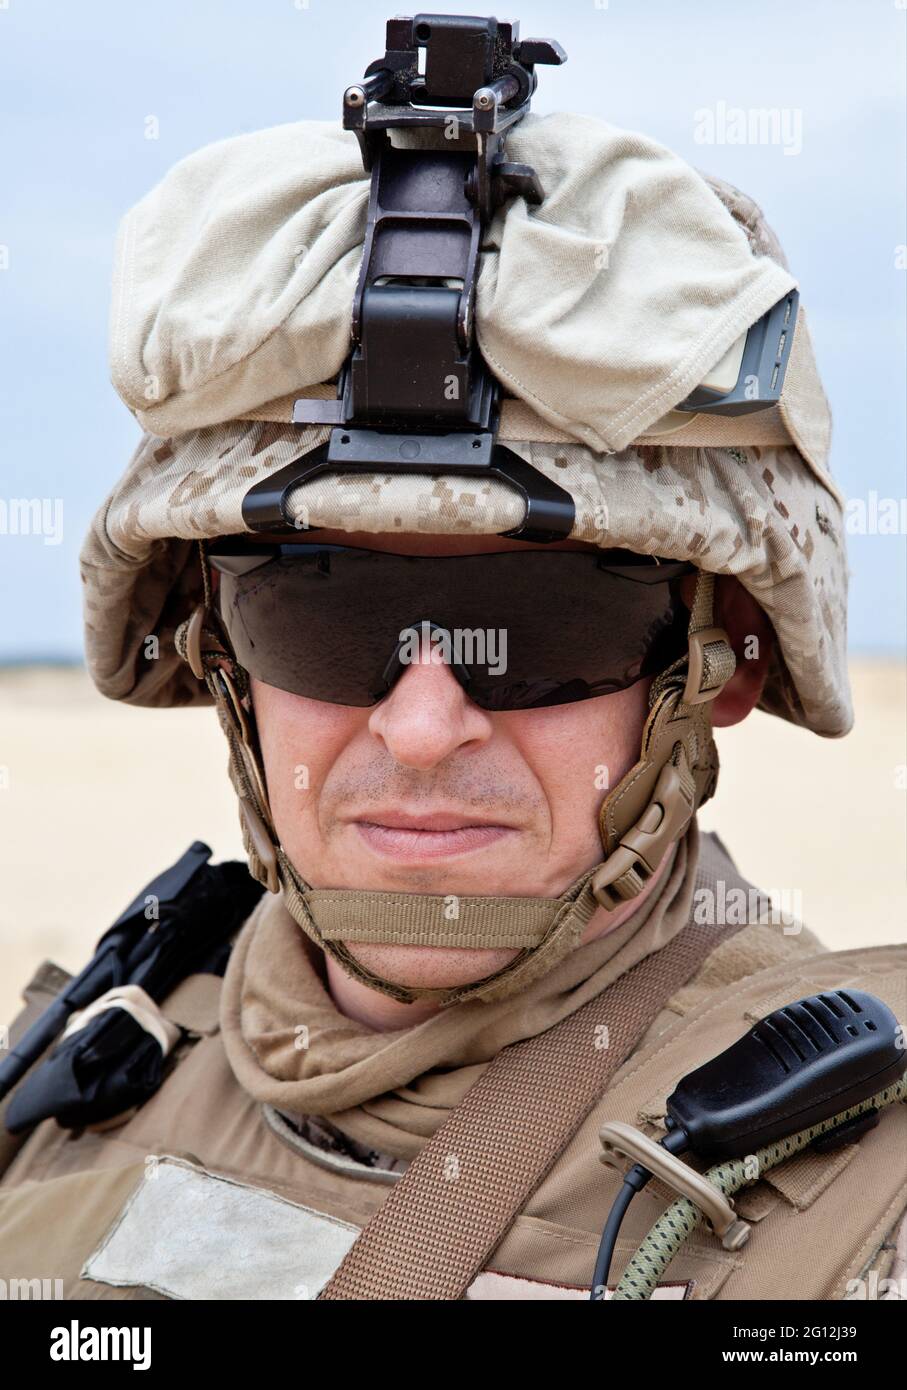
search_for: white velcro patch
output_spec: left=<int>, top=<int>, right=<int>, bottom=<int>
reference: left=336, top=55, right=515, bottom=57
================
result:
left=82, top=1156, right=360, bottom=1300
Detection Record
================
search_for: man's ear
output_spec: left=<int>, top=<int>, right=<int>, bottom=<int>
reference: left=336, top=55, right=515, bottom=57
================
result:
left=680, top=573, right=774, bottom=728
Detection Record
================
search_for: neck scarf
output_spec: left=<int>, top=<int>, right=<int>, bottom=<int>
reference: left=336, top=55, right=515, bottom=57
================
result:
left=220, top=821, right=700, bottom=1161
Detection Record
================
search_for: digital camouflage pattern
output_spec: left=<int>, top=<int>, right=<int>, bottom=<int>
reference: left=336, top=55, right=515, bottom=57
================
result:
left=81, top=428, right=850, bottom=737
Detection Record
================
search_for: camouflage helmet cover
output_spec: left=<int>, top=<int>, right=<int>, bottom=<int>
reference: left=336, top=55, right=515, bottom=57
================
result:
left=82, top=114, right=848, bottom=740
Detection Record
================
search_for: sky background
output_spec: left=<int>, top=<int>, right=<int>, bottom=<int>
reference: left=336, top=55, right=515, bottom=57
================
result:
left=0, top=0, right=904, bottom=660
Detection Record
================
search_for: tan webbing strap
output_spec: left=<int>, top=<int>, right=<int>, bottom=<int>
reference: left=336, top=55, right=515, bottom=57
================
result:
left=302, top=888, right=568, bottom=948
left=318, top=914, right=747, bottom=1301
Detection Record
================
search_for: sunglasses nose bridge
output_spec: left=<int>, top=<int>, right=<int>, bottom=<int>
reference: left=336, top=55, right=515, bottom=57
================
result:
left=371, top=619, right=474, bottom=703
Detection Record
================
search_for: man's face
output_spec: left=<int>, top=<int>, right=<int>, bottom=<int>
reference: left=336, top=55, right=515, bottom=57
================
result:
left=245, top=528, right=653, bottom=993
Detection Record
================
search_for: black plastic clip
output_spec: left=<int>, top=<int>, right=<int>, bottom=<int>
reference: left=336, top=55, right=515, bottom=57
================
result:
left=676, top=290, right=799, bottom=416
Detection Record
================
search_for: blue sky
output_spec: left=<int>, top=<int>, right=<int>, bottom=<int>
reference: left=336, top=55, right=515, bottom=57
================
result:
left=0, top=0, right=904, bottom=658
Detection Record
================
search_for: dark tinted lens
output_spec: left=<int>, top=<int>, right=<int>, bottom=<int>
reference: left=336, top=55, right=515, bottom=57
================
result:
left=217, top=550, right=391, bottom=706
left=213, top=546, right=689, bottom=710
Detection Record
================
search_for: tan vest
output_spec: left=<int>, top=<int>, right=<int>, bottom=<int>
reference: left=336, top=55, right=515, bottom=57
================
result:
left=1, top=849, right=905, bottom=1302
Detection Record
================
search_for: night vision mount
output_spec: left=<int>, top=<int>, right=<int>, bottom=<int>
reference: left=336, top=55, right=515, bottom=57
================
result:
left=243, top=14, right=576, bottom=544
left=242, top=13, right=799, bottom=543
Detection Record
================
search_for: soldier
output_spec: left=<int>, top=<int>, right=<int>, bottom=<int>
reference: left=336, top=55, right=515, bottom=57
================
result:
left=0, top=14, right=904, bottom=1303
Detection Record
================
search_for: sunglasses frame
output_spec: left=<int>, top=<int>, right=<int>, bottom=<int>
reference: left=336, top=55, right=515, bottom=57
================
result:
left=207, top=540, right=696, bottom=711
left=208, top=538, right=695, bottom=586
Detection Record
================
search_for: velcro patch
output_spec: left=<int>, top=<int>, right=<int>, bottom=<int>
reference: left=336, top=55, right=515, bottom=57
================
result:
left=82, top=1156, right=360, bottom=1300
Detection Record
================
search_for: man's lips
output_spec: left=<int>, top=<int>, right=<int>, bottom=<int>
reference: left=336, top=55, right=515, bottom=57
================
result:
left=346, top=810, right=518, bottom=860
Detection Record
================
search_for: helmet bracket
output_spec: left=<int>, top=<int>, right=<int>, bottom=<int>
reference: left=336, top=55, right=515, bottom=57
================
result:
left=243, top=14, right=574, bottom=544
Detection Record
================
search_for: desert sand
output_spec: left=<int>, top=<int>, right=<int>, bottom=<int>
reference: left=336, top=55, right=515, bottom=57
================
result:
left=1, top=661, right=904, bottom=1025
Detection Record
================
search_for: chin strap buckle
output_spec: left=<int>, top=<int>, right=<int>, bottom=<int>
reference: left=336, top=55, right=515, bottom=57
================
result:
left=591, top=756, right=697, bottom=911
left=682, top=626, right=736, bottom=706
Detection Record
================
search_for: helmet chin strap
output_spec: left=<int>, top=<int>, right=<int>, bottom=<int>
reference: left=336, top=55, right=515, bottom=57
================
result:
left=177, top=561, right=736, bottom=1007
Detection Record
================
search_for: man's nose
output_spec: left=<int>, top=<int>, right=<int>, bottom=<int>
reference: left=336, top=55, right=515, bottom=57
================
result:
left=367, top=646, right=492, bottom=770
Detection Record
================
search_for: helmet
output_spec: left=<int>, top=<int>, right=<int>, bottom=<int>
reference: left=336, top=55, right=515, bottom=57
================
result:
left=81, top=27, right=848, bottom=1006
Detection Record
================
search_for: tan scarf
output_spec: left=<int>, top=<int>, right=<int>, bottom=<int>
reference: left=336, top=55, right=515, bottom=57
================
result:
left=221, top=821, right=700, bottom=1161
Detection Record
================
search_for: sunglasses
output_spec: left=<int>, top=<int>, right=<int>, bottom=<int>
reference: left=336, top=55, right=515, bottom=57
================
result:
left=207, top=541, right=693, bottom=712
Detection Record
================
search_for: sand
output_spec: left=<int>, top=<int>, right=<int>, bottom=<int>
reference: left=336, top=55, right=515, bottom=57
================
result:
left=1, top=661, right=904, bottom=1026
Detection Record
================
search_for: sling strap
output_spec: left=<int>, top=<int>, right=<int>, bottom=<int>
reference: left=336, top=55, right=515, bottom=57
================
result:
left=319, top=911, right=748, bottom=1300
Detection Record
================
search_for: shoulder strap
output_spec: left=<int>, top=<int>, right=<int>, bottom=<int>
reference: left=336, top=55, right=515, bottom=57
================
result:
left=319, top=910, right=748, bottom=1301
